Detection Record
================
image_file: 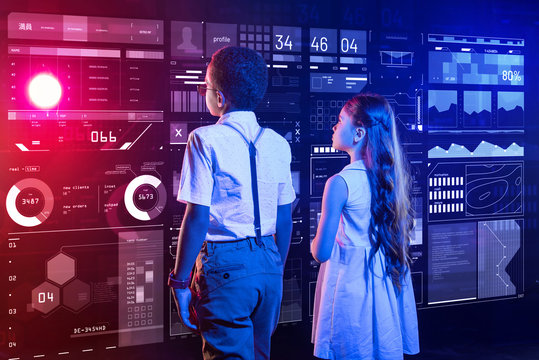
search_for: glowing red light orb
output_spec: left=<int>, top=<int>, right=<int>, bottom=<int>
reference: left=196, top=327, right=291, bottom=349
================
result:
left=28, top=74, right=62, bottom=109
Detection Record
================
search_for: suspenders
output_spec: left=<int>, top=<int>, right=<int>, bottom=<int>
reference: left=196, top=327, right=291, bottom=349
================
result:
left=221, top=122, right=265, bottom=245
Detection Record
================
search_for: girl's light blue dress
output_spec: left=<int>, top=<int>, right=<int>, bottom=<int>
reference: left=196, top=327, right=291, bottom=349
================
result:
left=312, top=160, right=420, bottom=360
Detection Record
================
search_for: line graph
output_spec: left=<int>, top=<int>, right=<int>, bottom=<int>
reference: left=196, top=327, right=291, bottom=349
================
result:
left=477, top=220, right=521, bottom=298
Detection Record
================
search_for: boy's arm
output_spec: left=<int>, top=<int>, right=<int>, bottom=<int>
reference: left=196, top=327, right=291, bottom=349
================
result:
left=274, top=203, right=293, bottom=264
left=311, top=175, right=347, bottom=263
left=173, top=202, right=210, bottom=280
left=171, top=202, right=209, bottom=331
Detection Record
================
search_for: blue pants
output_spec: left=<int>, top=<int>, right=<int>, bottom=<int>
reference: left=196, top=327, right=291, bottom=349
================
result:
left=190, top=236, right=284, bottom=360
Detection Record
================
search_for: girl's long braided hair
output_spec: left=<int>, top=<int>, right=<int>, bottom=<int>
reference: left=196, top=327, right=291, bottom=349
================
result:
left=343, top=93, right=414, bottom=291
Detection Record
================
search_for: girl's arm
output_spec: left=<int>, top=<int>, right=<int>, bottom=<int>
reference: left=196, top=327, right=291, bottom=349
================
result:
left=311, top=174, right=348, bottom=263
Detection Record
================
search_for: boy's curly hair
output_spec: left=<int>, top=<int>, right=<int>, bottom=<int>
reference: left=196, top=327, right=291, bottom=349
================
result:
left=209, top=46, right=268, bottom=111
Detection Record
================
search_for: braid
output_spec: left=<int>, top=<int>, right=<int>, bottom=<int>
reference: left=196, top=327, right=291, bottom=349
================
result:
left=344, top=94, right=413, bottom=292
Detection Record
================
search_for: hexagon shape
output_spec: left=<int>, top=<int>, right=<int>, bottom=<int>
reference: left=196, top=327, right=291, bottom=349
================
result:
left=63, top=279, right=91, bottom=312
left=47, top=252, right=75, bottom=285
left=31, top=281, right=60, bottom=314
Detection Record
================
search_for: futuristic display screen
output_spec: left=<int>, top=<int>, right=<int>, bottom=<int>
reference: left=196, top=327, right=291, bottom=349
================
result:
left=0, top=8, right=526, bottom=360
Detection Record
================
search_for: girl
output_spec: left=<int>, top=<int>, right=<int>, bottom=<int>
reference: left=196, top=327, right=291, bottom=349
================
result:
left=311, top=94, right=420, bottom=360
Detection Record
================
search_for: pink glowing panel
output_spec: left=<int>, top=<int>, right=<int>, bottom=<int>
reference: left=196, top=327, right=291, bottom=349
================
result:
left=6, top=178, right=54, bottom=227
left=63, top=279, right=91, bottom=312
left=8, top=13, right=164, bottom=45
left=31, top=281, right=60, bottom=314
left=124, top=175, right=167, bottom=221
left=28, top=73, right=62, bottom=109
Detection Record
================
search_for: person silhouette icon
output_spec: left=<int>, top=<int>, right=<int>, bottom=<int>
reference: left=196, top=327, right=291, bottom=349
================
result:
left=177, top=26, right=198, bottom=51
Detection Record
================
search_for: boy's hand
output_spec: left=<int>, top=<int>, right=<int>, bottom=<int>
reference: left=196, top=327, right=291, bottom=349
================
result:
left=172, top=288, right=198, bottom=331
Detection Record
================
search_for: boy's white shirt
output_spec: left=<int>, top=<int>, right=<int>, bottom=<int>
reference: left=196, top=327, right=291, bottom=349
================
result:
left=178, top=111, right=296, bottom=241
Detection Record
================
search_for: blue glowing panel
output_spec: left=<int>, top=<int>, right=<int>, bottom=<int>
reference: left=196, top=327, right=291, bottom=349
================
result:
left=309, top=156, right=348, bottom=196
left=309, top=28, right=337, bottom=54
left=309, top=55, right=337, bottom=64
left=429, top=51, right=524, bottom=85
left=428, top=140, right=524, bottom=159
left=428, top=222, right=477, bottom=305
left=380, top=51, right=413, bottom=66
left=463, top=91, right=491, bottom=128
left=477, top=219, right=521, bottom=299
left=239, top=24, right=271, bottom=60
left=310, top=73, right=367, bottom=93
left=427, top=163, right=466, bottom=222
left=309, top=98, right=344, bottom=131
left=309, top=201, right=322, bottom=241
left=205, top=23, right=237, bottom=57
left=428, top=34, right=525, bottom=47
left=279, top=258, right=303, bottom=323
left=497, top=91, right=524, bottom=128
left=427, top=162, right=523, bottom=222
left=465, top=163, right=523, bottom=217
left=428, top=90, right=457, bottom=129
left=339, top=29, right=367, bottom=55
left=272, top=26, right=301, bottom=52
left=383, top=91, right=422, bottom=132
left=411, top=196, right=423, bottom=246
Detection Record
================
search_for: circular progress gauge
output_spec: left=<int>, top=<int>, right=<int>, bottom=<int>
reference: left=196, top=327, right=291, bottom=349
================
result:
left=124, top=175, right=166, bottom=221
left=6, top=178, right=54, bottom=227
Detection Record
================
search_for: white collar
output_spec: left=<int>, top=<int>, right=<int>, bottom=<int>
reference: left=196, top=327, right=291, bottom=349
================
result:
left=343, top=159, right=366, bottom=171
left=217, top=111, right=257, bottom=125
left=217, top=111, right=260, bottom=140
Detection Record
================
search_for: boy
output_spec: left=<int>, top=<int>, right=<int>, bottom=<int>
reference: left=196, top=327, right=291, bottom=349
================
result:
left=170, top=46, right=295, bottom=360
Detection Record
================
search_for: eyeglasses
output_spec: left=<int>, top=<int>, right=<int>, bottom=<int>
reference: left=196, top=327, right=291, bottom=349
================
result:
left=197, top=84, right=218, bottom=97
